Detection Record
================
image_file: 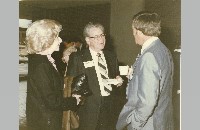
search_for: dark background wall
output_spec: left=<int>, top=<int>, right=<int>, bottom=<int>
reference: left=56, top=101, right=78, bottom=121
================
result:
left=145, top=0, right=181, bottom=51
left=19, top=3, right=111, bottom=43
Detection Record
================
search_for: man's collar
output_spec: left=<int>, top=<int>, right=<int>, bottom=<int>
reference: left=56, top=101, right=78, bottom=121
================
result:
left=89, top=47, right=103, bottom=55
left=141, top=37, right=158, bottom=54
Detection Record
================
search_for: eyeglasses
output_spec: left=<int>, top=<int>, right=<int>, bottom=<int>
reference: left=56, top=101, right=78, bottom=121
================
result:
left=88, top=33, right=106, bottom=40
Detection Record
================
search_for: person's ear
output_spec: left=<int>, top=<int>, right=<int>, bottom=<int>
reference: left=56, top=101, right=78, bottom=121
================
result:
left=85, top=37, right=90, bottom=46
left=132, top=27, right=137, bottom=36
left=137, top=30, right=143, bottom=36
left=133, top=28, right=143, bottom=36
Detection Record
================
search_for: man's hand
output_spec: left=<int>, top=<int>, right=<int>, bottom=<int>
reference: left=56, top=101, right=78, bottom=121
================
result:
left=72, top=94, right=81, bottom=105
left=126, top=66, right=133, bottom=80
left=116, top=76, right=123, bottom=87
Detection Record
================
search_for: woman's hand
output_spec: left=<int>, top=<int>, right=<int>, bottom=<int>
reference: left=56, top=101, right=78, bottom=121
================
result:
left=72, top=94, right=81, bottom=105
left=62, top=46, right=77, bottom=63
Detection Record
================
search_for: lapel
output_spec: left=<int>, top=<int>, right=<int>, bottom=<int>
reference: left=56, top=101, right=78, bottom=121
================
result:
left=81, top=49, right=93, bottom=63
left=134, top=39, right=161, bottom=72
left=80, top=49, right=97, bottom=78
left=80, top=49, right=101, bottom=94
left=81, top=49, right=115, bottom=78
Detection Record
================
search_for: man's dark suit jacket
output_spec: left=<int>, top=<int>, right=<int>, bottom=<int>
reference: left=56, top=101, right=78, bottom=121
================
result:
left=67, top=48, right=120, bottom=130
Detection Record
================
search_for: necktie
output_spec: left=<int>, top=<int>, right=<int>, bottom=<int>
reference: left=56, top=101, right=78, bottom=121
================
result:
left=97, top=53, right=112, bottom=94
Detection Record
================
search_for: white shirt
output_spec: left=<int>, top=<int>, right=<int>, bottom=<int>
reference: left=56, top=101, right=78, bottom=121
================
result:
left=141, top=37, right=158, bottom=54
left=89, top=48, right=111, bottom=96
left=47, top=55, right=58, bottom=71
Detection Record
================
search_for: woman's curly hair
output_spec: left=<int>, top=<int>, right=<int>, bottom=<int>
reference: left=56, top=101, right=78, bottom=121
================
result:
left=26, top=19, right=62, bottom=54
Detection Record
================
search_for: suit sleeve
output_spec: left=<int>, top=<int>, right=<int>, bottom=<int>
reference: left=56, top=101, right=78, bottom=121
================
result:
left=115, top=56, right=120, bottom=76
left=130, top=52, right=161, bottom=129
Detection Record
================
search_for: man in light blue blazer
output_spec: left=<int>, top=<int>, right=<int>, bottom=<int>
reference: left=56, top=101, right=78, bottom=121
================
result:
left=116, top=11, right=174, bottom=130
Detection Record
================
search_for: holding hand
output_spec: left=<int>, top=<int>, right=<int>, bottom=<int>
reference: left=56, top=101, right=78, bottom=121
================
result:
left=116, top=76, right=123, bottom=87
left=126, top=66, right=133, bottom=80
left=72, top=94, right=81, bottom=105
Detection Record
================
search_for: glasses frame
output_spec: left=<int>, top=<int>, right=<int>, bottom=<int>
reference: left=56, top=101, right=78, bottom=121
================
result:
left=88, top=33, right=106, bottom=40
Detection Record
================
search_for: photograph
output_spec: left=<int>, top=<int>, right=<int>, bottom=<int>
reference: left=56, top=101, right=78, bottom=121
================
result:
left=19, top=0, right=181, bottom=130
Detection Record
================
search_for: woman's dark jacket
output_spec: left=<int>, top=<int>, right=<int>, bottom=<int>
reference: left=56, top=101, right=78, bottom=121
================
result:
left=26, top=54, right=77, bottom=130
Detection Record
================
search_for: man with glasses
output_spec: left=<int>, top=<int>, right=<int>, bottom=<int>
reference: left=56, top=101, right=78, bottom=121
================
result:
left=66, top=22, right=123, bottom=130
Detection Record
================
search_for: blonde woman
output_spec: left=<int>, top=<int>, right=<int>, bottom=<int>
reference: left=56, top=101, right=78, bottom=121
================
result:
left=25, top=19, right=81, bottom=130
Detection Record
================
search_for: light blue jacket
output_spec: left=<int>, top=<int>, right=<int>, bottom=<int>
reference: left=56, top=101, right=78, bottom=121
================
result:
left=116, top=39, right=174, bottom=130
